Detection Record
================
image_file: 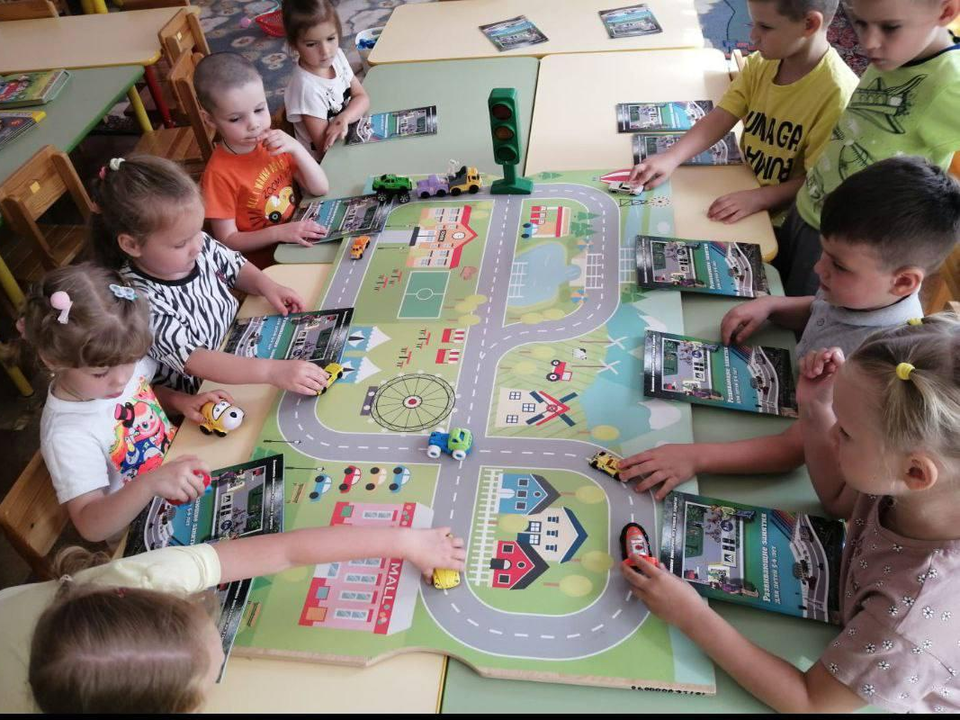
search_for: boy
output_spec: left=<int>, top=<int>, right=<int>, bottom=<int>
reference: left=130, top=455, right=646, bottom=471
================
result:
left=775, top=0, right=960, bottom=296
left=618, top=157, right=960, bottom=498
left=194, top=52, right=331, bottom=267
left=629, top=0, right=858, bottom=226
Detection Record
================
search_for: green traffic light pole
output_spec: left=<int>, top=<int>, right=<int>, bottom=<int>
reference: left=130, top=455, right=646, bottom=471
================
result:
left=489, top=88, right=533, bottom=195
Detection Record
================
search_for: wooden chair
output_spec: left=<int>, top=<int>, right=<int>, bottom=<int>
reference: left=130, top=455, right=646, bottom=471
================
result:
left=117, top=0, right=188, bottom=11
left=0, top=0, right=57, bottom=20
left=0, top=146, right=94, bottom=286
left=0, top=451, right=68, bottom=579
left=159, top=7, right=210, bottom=62
left=133, top=51, right=214, bottom=177
left=730, top=48, right=746, bottom=79
left=922, top=245, right=960, bottom=315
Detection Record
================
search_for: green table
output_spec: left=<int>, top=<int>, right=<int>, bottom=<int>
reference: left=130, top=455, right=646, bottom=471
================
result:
left=275, top=57, right=539, bottom=265
left=441, top=267, right=852, bottom=713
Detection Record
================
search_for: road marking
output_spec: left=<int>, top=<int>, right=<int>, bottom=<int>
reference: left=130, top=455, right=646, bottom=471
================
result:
left=514, top=633, right=528, bottom=638
left=566, top=633, right=581, bottom=639
left=572, top=322, right=582, bottom=328
left=564, top=453, right=577, bottom=458
left=543, top=452, right=554, bottom=456
left=625, top=591, right=633, bottom=602
left=358, top=445, right=369, bottom=450
left=471, top=389, right=477, bottom=398
left=449, top=509, right=455, bottom=519
left=489, top=629, right=503, bottom=636
left=540, top=634, right=555, bottom=640
left=469, top=402, right=474, bottom=411
left=338, top=444, right=349, bottom=449
left=630, top=513, right=635, bottom=522
left=321, top=441, right=330, bottom=447
left=591, top=624, right=604, bottom=632
left=398, top=447, right=408, bottom=450
left=453, top=492, right=458, bottom=502
left=480, top=449, right=492, bottom=453
left=628, top=496, right=634, bottom=506
left=451, top=603, right=461, bottom=613
left=294, top=411, right=299, bottom=420
left=501, top=450, right=513, bottom=455
left=305, top=433, right=314, bottom=441
left=377, top=446, right=389, bottom=450
left=521, top=451, right=533, bottom=455
left=467, top=416, right=472, bottom=424
left=467, top=619, right=479, bottom=627
left=297, top=423, right=304, bottom=432
left=612, top=609, right=622, bottom=619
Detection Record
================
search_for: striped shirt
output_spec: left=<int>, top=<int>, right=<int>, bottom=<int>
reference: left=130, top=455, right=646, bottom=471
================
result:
left=121, top=233, right=245, bottom=393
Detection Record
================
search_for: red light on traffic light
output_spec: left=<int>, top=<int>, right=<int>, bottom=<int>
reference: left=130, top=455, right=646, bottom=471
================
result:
left=491, top=103, right=513, bottom=121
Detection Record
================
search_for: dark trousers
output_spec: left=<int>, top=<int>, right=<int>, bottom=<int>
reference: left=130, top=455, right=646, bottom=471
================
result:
left=773, top=203, right=823, bottom=297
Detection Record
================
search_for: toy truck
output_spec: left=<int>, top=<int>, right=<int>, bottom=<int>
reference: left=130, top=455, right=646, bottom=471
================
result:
left=446, top=165, right=482, bottom=196
left=426, top=427, right=473, bottom=461
left=416, top=174, right=449, bottom=198
left=372, top=173, right=413, bottom=203
left=350, top=235, right=371, bottom=259
left=620, top=522, right=659, bottom=571
left=588, top=450, right=621, bottom=480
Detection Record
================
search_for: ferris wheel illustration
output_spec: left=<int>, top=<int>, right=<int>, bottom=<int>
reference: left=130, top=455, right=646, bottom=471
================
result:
left=370, top=374, right=456, bottom=432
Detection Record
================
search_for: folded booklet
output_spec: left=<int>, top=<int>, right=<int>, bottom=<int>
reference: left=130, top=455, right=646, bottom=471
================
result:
left=636, top=235, right=769, bottom=298
left=292, top=194, right=390, bottom=243
left=616, top=100, right=713, bottom=132
left=632, top=131, right=743, bottom=166
left=345, top=105, right=438, bottom=145
left=222, top=308, right=353, bottom=366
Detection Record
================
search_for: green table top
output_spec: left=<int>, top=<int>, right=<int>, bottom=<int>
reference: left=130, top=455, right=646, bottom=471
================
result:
left=0, top=65, right=143, bottom=186
left=441, top=268, right=859, bottom=713
left=274, top=56, right=539, bottom=265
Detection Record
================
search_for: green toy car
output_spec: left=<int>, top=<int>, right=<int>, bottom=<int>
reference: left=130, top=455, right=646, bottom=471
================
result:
left=372, top=173, right=413, bottom=204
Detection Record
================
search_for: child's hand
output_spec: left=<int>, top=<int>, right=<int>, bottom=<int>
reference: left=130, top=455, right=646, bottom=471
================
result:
left=270, top=360, right=331, bottom=395
left=260, top=128, right=301, bottom=157
left=275, top=219, right=328, bottom=246
left=628, top=153, right=680, bottom=190
left=621, top=556, right=705, bottom=628
left=720, top=296, right=773, bottom=345
left=322, top=116, right=349, bottom=153
left=261, top=280, right=305, bottom=316
left=618, top=444, right=698, bottom=500
left=401, top=526, right=466, bottom=581
left=797, top=347, right=845, bottom=408
left=708, top=189, right=765, bottom=224
left=148, top=455, right=210, bottom=504
left=180, top=389, right=235, bottom=425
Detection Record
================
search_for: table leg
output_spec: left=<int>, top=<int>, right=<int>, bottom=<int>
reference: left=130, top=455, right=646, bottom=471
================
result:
left=1, top=358, right=33, bottom=397
left=80, top=0, right=94, bottom=12
left=90, top=0, right=109, bottom=13
left=144, top=66, right=174, bottom=129
left=0, top=256, right=24, bottom=308
left=127, top=87, right=153, bottom=134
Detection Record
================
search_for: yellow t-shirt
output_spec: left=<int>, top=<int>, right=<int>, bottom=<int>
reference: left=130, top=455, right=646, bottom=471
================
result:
left=719, top=47, right=859, bottom=188
left=0, top=545, right=220, bottom=713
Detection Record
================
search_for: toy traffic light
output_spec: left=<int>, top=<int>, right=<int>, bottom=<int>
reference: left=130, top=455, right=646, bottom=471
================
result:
left=488, top=88, right=532, bottom=195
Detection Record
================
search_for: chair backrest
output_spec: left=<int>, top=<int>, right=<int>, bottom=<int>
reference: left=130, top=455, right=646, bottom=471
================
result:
left=272, top=105, right=295, bottom=137
left=0, top=0, right=58, bottom=20
left=922, top=245, right=960, bottom=315
left=169, top=51, right=215, bottom=161
left=118, top=0, right=188, bottom=11
left=159, top=7, right=210, bottom=63
left=0, top=451, right=69, bottom=579
left=730, top=48, right=746, bottom=79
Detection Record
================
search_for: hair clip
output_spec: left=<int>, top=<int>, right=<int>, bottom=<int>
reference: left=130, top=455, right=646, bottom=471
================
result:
left=50, top=291, right=72, bottom=324
left=907, top=318, right=923, bottom=326
left=115, top=588, right=126, bottom=598
left=109, top=284, right=137, bottom=301
left=108, top=157, right=125, bottom=172
left=58, top=574, right=74, bottom=586
left=895, top=362, right=915, bottom=381
left=98, top=165, right=107, bottom=180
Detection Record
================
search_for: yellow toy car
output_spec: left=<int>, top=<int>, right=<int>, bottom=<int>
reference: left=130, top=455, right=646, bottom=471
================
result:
left=319, top=362, right=344, bottom=395
left=350, top=235, right=371, bottom=259
left=433, top=568, right=461, bottom=590
left=588, top=450, right=621, bottom=480
left=198, top=400, right=245, bottom=437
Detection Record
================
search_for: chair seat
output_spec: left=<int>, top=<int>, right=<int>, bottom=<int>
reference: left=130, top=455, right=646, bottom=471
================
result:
left=135, top=127, right=207, bottom=176
left=3, top=223, right=86, bottom=284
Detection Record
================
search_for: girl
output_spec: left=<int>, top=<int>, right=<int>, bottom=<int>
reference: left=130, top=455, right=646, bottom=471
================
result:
left=88, top=155, right=330, bottom=396
left=0, top=525, right=465, bottom=712
left=282, top=0, right=371, bottom=159
left=22, top=263, right=230, bottom=542
left=623, top=314, right=960, bottom=713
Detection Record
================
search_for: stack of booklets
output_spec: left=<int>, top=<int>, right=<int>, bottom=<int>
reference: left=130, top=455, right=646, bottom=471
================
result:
left=0, top=70, right=70, bottom=108
left=0, top=110, right=46, bottom=151
left=617, top=100, right=742, bottom=166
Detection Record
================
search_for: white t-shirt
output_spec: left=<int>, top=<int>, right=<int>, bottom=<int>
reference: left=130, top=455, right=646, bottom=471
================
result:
left=40, top=357, right=178, bottom=504
left=283, top=48, right=355, bottom=154
left=0, top=545, right=220, bottom=713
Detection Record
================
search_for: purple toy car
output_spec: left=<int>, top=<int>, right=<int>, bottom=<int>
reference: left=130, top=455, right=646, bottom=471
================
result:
left=417, top=174, right=449, bottom=199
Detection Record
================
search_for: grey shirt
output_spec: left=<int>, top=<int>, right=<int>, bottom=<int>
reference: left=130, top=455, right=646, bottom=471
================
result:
left=796, top=291, right=923, bottom=359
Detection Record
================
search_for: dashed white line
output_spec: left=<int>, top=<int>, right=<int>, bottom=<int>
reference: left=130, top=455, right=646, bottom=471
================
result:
left=467, top=619, right=479, bottom=627
left=377, top=446, right=388, bottom=450
left=564, top=453, right=577, bottom=458
left=591, top=624, right=605, bottom=632
left=338, top=444, right=349, bottom=449
left=612, top=609, right=622, bottom=620
left=514, top=633, right=528, bottom=638
left=489, top=629, right=503, bottom=636
left=449, top=509, right=455, bottom=519
left=398, top=446, right=408, bottom=451
left=358, top=445, right=369, bottom=450
left=521, top=451, right=533, bottom=455
left=543, top=452, right=554, bottom=456
left=305, top=433, right=315, bottom=441
left=566, top=633, right=581, bottom=639
left=540, top=634, right=555, bottom=640
left=628, top=496, right=634, bottom=506
left=297, top=423, right=304, bottom=432
left=451, top=603, right=461, bottom=613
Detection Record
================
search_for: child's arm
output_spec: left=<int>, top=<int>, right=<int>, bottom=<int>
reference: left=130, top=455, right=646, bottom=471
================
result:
left=153, top=386, right=233, bottom=424
left=320, top=77, right=370, bottom=154
left=184, top=350, right=330, bottom=396
left=233, top=260, right=307, bottom=317
left=216, top=525, right=466, bottom=583
left=628, top=107, right=738, bottom=189
left=210, top=218, right=328, bottom=252
left=618, top=423, right=804, bottom=498
left=720, top=295, right=814, bottom=345
left=65, top=456, right=210, bottom=542
left=622, top=562, right=864, bottom=713
left=708, top=176, right=805, bottom=225
left=262, top=128, right=329, bottom=197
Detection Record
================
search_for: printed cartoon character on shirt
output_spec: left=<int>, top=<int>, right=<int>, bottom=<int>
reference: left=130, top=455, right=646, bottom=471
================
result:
left=243, top=154, right=298, bottom=230
left=108, top=377, right=177, bottom=481
left=265, top=185, right=295, bottom=224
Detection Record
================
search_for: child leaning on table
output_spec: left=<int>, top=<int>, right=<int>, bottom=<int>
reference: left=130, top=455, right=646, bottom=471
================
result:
left=623, top=313, right=960, bottom=713
left=618, top=156, right=960, bottom=498
left=87, top=155, right=331, bottom=397
left=0, top=527, right=465, bottom=713
left=629, top=0, right=858, bottom=225
left=194, top=52, right=331, bottom=267
left=20, top=263, right=225, bottom=542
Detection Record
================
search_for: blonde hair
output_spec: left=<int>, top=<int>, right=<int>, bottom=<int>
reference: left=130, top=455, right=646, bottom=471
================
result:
left=849, top=312, right=960, bottom=463
left=29, top=547, right=214, bottom=714
left=87, top=155, right=202, bottom=269
left=21, top=263, right=152, bottom=369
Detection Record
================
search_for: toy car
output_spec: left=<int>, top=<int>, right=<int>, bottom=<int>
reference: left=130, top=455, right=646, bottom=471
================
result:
left=416, top=174, right=449, bottom=199
left=588, top=450, right=621, bottom=480
left=607, top=180, right=644, bottom=196
left=620, top=522, right=659, bottom=570
left=372, top=173, right=413, bottom=203
left=427, top=427, right=473, bottom=461
left=319, top=362, right=344, bottom=395
left=167, top=471, right=212, bottom=507
left=433, top=567, right=461, bottom=590
left=389, top=465, right=411, bottom=492
left=309, top=474, right=332, bottom=502
left=339, top=465, right=362, bottom=493
left=546, top=359, right=572, bottom=382
left=199, top=401, right=245, bottom=437
left=447, top=165, right=482, bottom=196
left=350, top=235, right=371, bottom=259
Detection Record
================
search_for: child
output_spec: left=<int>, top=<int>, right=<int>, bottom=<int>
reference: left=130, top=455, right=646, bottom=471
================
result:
left=775, top=0, right=960, bottom=296
left=0, top=525, right=465, bottom=712
left=618, top=156, right=960, bottom=498
left=21, top=263, right=229, bottom=542
left=89, top=155, right=331, bottom=397
left=282, top=0, right=371, bottom=160
left=629, top=0, right=858, bottom=225
left=623, top=313, right=960, bottom=713
left=193, top=52, right=331, bottom=266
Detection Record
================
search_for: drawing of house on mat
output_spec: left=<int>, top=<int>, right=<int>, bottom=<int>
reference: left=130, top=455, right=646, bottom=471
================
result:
left=495, top=388, right=579, bottom=428
left=405, top=206, right=477, bottom=269
left=517, top=507, right=588, bottom=563
left=299, top=501, right=432, bottom=634
left=496, top=472, right=559, bottom=515
left=490, top=540, right=550, bottom=589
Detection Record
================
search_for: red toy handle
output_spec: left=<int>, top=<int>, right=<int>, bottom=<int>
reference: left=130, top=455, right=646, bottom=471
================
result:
left=166, top=471, right=212, bottom=506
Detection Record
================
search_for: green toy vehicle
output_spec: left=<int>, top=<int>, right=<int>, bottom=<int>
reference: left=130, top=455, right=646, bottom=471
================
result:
left=372, top=173, right=413, bottom=204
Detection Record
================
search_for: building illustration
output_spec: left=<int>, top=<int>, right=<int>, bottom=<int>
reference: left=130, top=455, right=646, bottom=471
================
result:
left=490, top=540, right=551, bottom=589
left=496, top=473, right=560, bottom=515
left=406, top=205, right=477, bottom=269
left=495, top=388, right=579, bottom=427
left=517, top=507, right=588, bottom=563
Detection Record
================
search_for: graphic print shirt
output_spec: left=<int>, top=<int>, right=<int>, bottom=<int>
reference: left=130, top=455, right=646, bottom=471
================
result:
left=284, top=49, right=355, bottom=155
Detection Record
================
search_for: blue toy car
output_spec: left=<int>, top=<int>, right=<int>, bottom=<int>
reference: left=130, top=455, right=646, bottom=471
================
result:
left=426, top=428, right=473, bottom=461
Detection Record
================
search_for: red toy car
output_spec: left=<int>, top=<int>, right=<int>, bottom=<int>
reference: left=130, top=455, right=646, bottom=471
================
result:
left=620, top=522, right=659, bottom=571
left=339, top=465, right=362, bottom=493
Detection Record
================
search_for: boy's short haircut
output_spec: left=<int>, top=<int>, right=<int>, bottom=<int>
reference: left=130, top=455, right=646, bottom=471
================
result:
left=750, top=0, right=839, bottom=23
left=193, top=52, right=262, bottom=113
left=820, top=156, right=960, bottom=273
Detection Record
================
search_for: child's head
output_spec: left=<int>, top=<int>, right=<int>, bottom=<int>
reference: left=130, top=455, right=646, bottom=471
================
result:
left=815, top=156, right=960, bottom=310
left=747, top=0, right=838, bottom=58
left=29, top=549, right=223, bottom=713
left=21, top=263, right=152, bottom=400
left=88, top=155, right=204, bottom=279
left=282, top=0, right=342, bottom=73
left=843, top=0, right=960, bottom=70
left=194, top=52, right=270, bottom=152
left=831, top=313, right=960, bottom=498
